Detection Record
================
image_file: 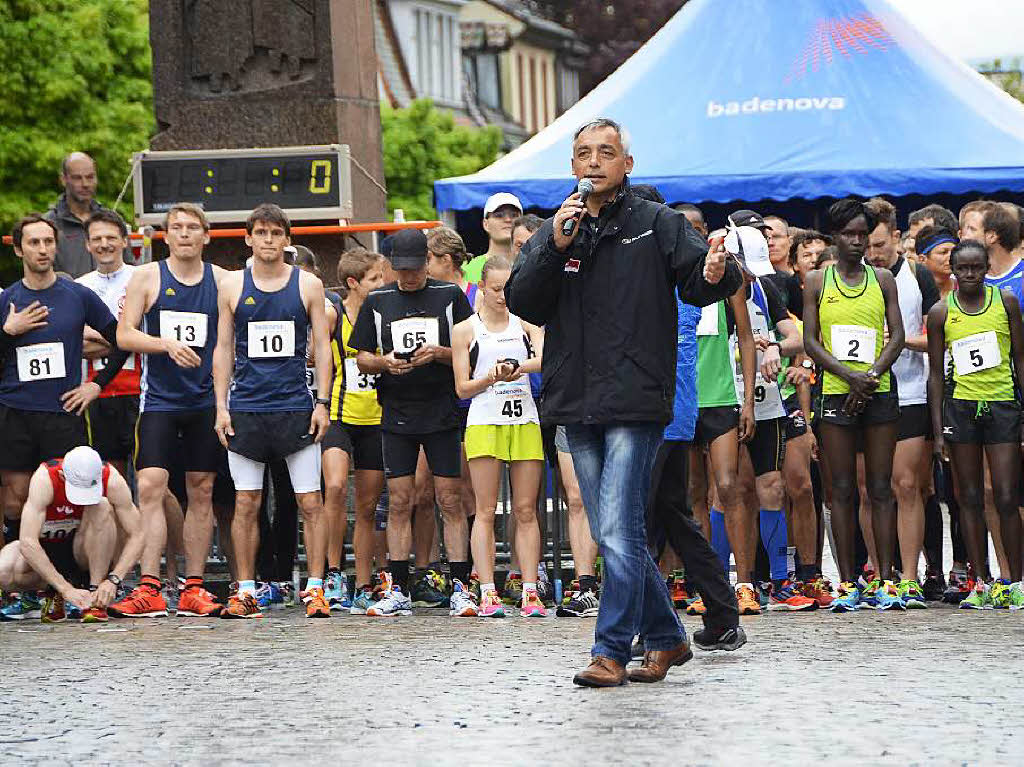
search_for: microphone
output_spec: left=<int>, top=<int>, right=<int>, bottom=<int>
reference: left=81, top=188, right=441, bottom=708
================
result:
left=561, top=178, right=594, bottom=237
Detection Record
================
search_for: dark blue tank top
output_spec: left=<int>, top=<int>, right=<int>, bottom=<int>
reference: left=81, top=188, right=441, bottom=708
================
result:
left=140, top=261, right=218, bottom=412
left=230, top=266, right=312, bottom=412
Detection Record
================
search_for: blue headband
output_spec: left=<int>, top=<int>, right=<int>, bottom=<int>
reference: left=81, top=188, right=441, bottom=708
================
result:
left=919, top=235, right=956, bottom=255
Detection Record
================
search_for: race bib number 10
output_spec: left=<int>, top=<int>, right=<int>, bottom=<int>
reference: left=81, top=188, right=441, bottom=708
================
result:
left=248, top=321, right=296, bottom=358
left=390, top=317, right=440, bottom=354
left=17, top=342, right=66, bottom=382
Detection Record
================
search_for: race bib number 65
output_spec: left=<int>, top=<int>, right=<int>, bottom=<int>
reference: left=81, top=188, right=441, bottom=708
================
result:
left=390, top=317, right=439, bottom=354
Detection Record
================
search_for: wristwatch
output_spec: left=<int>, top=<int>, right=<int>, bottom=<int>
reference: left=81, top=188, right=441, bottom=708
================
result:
left=106, top=573, right=122, bottom=587
left=801, top=359, right=813, bottom=369
left=316, top=397, right=330, bottom=406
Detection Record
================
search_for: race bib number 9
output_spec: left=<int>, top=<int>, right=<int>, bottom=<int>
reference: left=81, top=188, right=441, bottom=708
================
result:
left=390, top=317, right=440, bottom=354
left=17, top=342, right=66, bottom=382
left=248, top=321, right=296, bottom=359
left=93, top=355, right=136, bottom=372
left=952, top=331, right=1000, bottom=375
left=831, top=325, right=877, bottom=364
left=344, top=357, right=378, bottom=393
left=160, top=310, right=207, bottom=348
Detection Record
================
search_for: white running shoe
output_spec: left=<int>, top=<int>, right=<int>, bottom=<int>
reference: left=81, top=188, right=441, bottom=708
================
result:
left=366, top=573, right=412, bottom=617
left=449, top=579, right=478, bottom=617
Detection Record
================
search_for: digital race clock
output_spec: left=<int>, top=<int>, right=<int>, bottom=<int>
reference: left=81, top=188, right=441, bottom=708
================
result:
left=132, top=145, right=354, bottom=225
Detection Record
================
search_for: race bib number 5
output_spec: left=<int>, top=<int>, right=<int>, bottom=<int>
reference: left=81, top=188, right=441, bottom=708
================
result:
left=831, top=325, right=877, bottom=364
left=952, top=331, right=1000, bottom=375
left=160, top=310, right=207, bottom=348
left=248, top=321, right=296, bottom=358
left=17, top=342, right=66, bottom=382
left=390, top=317, right=440, bottom=354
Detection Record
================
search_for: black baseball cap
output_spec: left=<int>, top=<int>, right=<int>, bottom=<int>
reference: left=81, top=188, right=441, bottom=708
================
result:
left=388, top=228, right=428, bottom=269
left=728, top=209, right=768, bottom=230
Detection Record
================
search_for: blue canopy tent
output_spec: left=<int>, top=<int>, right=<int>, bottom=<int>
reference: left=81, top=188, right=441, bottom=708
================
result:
left=435, top=0, right=1024, bottom=223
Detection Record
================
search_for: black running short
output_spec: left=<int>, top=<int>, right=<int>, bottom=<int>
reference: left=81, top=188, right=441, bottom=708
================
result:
left=87, top=395, right=139, bottom=462
left=816, top=391, right=900, bottom=428
left=383, top=428, right=461, bottom=479
left=227, top=410, right=315, bottom=464
left=0, top=406, right=87, bottom=472
left=897, top=403, right=932, bottom=442
left=943, top=399, right=1021, bottom=445
left=42, top=534, right=89, bottom=588
left=745, top=416, right=787, bottom=476
left=693, top=405, right=740, bottom=446
left=347, top=423, right=385, bottom=472
left=322, top=420, right=354, bottom=455
left=135, top=408, right=225, bottom=473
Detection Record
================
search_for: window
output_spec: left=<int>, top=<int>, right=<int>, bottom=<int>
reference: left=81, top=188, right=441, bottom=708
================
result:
left=559, top=66, right=580, bottom=113
left=466, top=53, right=501, bottom=110
left=412, top=5, right=460, bottom=104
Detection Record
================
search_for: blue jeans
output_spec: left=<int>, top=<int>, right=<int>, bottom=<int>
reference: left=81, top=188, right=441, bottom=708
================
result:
left=566, top=423, right=685, bottom=665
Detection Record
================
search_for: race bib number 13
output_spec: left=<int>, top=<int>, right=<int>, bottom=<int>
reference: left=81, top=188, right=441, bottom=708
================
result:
left=160, top=310, right=207, bottom=348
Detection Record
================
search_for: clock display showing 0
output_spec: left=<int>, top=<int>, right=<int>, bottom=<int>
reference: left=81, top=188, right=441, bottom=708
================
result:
left=142, top=154, right=338, bottom=213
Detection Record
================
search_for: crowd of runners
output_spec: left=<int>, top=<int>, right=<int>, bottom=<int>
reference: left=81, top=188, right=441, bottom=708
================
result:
left=1, top=164, right=1024, bottom=626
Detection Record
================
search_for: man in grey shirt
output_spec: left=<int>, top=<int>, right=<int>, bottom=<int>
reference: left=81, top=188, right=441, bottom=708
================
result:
left=44, top=152, right=119, bottom=278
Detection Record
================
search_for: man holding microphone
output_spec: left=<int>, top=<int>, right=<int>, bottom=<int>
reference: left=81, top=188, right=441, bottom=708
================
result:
left=506, top=118, right=741, bottom=687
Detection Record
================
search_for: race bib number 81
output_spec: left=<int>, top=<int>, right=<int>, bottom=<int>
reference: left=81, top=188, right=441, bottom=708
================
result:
left=17, top=342, right=66, bottom=382
left=248, top=321, right=295, bottom=358
left=952, top=331, right=1000, bottom=375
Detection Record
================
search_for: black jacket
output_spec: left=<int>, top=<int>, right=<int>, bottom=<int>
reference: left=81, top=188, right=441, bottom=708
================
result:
left=506, top=184, right=742, bottom=426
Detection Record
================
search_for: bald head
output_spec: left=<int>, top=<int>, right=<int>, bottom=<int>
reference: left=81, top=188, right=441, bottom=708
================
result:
left=61, top=152, right=97, bottom=206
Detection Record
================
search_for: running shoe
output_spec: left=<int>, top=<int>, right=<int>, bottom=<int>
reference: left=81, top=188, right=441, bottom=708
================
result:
left=0, top=592, right=42, bottom=621
left=561, top=579, right=580, bottom=607
left=943, top=569, right=970, bottom=604
left=255, top=582, right=276, bottom=610
left=325, top=571, right=348, bottom=611
left=177, top=586, right=225, bottom=617
left=279, top=582, right=298, bottom=607
left=520, top=590, right=547, bottom=618
left=556, top=588, right=600, bottom=617
left=874, top=580, right=906, bottom=611
left=108, top=584, right=169, bottom=618
left=304, top=587, right=331, bottom=618
left=989, top=580, right=1012, bottom=609
left=671, top=576, right=692, bottom=608
left=221, top=592, right=263, bottom=619
left=897, top=579, right=928, bottom=609
left=858, top=568, right=877, bottom=592
left=801, top=577, right=834, bottom=609
left=81, top=606, right=109, bottom=623
left=1008, top=582, right=1024, bottom=611
left=922, top=570, right=947, bottom=602
left=469, top=571, right=481, bottom=600
left=830, top=582, right=862, bottom=613
left=164, top=583, right=180, bottom=614
left=502, top=572, right=523, bottom=606
left=735, top=584, right=761, bottom=615
left=859, top=578, right=881, bottom=609
left=479, top=589, right=505, bottom=618
left=449, top=579, right=478, bottom=617
left=41, top=592, right=66, bottom=623
left=411, top=569, right=449, bottom=608
left=693, top=625, right=748, bottom=652
left=536, top=577, right=555, bottom=607
left=349, top=586, right=378, bottom=615
left=767, top=581, right=818, bottom=612
left=685, top=595, right=707, bottom=616
left=366, top=573, right=412, bottom=617
left=959, top=580, right=991, bottom=610
left=268, top=582, right=285, bottom=606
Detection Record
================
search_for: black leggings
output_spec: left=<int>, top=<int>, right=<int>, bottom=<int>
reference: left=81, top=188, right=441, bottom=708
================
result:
left=257, top=460, right=299, bottom=583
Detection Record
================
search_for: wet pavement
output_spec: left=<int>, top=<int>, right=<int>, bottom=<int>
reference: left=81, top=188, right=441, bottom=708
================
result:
left=2, top=601, right=1023, bottom=766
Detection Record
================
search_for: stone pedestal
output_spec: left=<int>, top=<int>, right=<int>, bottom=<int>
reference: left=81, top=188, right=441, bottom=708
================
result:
left=148, top=0, right=385, bottom=272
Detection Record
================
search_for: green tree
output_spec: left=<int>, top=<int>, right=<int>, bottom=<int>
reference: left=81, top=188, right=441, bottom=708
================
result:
left=979, top=58, right=1024, bottom=104
left=0, top=0, right=153, bottom=273
left=381, top=99, right=501, bottom=220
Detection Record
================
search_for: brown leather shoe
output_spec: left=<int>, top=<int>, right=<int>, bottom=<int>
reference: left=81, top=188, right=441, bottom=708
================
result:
left=627, top=641, right=693, bottom=683
left=572, top=655, right=628, bottom=687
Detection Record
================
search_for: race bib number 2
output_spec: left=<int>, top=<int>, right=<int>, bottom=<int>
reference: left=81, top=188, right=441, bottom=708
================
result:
left=831, top=325, right=877, bottom=364
left=952, top=331, right=1000, bottom=375
left=248, top=321, right=295, bottom=358
left=17, top=342, right=66, bottom=382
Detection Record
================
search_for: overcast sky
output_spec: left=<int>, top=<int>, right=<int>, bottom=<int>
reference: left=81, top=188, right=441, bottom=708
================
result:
left=891, top=0, right=1024, bottom=63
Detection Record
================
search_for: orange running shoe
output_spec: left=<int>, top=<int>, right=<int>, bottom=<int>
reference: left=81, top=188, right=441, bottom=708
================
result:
left=108, top=585, right=168, bottom=618
left=41, top=592, right=66, bottom=623
left=671, top=578, right=692, bottom=608
left=221, top=592, right=263, bottom=619
left=303, top=587, right=331, bottom=618
left=685, top=595, right=706, bottom=615
left=801, top=577, right=834, bottom=608
left=177, top=586, right=224, bottom=617
left=735, top=584, right=762, bottom=615
left=81, top=606, right=109, bottom=623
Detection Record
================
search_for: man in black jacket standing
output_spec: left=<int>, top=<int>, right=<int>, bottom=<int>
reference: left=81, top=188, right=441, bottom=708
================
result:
left=506, top=118, right=742, bottom=687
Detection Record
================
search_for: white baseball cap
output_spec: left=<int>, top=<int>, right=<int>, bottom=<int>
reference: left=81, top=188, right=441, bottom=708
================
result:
left=483, top=193, right=523, bottom=217
left=62, top=446, right=104, bottom=505
left=726, top=225, right=774, bottom=277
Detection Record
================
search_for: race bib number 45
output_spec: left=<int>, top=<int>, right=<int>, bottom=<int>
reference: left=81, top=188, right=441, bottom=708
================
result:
left=160, top=310, right=207, bottom=348
left=831, top=325, right=877, bottom=364
left=493, top=381, right=530, bottom=420
left=390, top=317, right=439, bottom=354
left=952, top=331, right=1000, bottom=375
left=248, top=321, right=295, bottom=358
left=17, top=342, right=66, bottom=382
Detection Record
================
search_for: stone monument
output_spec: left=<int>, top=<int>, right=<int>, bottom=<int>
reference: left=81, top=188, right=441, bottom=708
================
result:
left=148, top=0, right=386, bottom=273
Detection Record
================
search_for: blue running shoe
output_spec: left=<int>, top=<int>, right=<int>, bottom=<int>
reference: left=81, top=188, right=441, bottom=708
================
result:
left=830, top=582, right=861, bottom=613
left=859, top=578, right=881, bottom=609
left=325, top=571, right=348, bottom=611
left=874, top=580, right=906, bottom=611
left=0, top=593, right=42, bottom=621
left=268, top=582, right=284, bottom=606
left=255, top=582, right=275, bottom=609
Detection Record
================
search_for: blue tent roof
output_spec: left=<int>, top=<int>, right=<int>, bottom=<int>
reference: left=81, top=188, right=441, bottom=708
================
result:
left=435, top=0, right=1024, bottom=212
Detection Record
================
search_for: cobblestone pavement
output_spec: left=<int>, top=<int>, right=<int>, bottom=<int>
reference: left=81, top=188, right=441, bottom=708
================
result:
left=2, top=601, right=1023, bottom=766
